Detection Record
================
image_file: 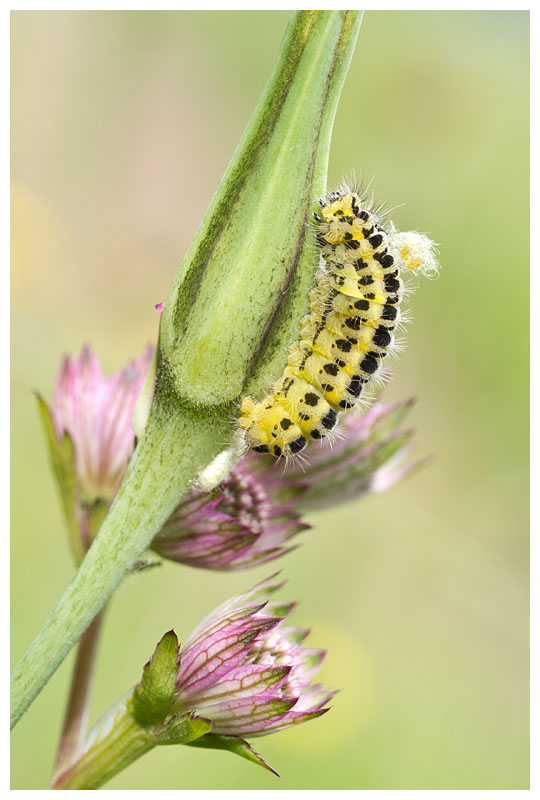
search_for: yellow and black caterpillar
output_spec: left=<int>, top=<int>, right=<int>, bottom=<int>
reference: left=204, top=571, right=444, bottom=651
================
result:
left=238, top=188, right=437, bottom=458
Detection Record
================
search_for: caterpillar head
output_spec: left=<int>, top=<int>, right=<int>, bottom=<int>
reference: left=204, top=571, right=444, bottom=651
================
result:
left=315, top=191, right=372, bottom=246
left=317, top=191, right=355, bottom=222
left=239, top=396, right=307, bottom=458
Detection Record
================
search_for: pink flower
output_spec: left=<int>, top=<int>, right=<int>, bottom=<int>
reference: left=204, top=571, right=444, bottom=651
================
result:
left=152, top=460, right=308, bottom=570
left=53, top=344, right=153, bottom=502
left=38, top=344, right=153, bottom=560
left=151, top=397, right=420, bottom=569
left=286, top=397, right=424, bottom=512
left=171, top=575, right=333, bottom=738
left=54, top=577, right=334, bottom=786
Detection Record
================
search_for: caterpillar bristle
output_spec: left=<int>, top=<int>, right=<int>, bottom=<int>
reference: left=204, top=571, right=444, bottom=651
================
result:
left=387, top=337, right=407, bottom=359
left=237, top=183, right=438, bottom=458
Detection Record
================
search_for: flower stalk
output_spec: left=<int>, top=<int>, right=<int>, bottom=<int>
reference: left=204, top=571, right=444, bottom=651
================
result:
left=52, top=610, right=106, bottom=779
left=11, top=10, right=363, bottom=728
left=52, top=705, right=154, bottom=790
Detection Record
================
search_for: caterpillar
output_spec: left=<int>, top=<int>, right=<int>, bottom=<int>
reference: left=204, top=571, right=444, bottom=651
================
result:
left=238, top=187, right=438, bottom=458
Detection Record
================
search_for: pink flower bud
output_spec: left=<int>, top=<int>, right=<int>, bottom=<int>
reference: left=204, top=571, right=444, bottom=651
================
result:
left=53, top=344, right=153, bottom=502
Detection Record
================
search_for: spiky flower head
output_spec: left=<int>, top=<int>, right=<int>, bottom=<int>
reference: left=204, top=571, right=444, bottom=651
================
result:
left=285, top=396, right=423, bottom=512
left=52, top=577, right=333, bottom=788
left=151, top=459, right=308, bottom=570
left=171, top=575, right=333, bottom=740
left=150, top=395, right=419, bottom=570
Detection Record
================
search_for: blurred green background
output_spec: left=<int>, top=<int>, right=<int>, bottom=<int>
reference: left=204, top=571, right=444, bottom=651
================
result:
left=11, top=10, right=529, bottom=790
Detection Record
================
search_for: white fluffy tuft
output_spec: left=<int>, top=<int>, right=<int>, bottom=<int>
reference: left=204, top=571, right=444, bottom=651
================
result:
left=390, top=230, right=440, bottom=279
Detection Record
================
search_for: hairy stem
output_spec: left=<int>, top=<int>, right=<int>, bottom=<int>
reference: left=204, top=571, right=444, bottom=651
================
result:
left=11, top=389, right=230, bottom=727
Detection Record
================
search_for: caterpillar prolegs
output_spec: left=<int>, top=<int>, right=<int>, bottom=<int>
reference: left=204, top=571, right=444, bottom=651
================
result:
left=238, top=188, right=438, bottom=458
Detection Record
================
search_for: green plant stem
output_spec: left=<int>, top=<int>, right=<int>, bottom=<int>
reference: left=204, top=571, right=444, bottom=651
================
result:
left=11, top=390, right=232, bottom=728
left=51, top=705, right=153, bottom=789
left=52, top=609, right=106, bottom=780
left=11, top=9, right=363, bottom=729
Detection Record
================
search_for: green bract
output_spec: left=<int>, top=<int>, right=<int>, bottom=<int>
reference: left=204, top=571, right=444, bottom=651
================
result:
left=160, top=10, right=362, bottom=405
left=35, top=394, right=83, bottom=563
left=132, top=631, right=180, bottom=727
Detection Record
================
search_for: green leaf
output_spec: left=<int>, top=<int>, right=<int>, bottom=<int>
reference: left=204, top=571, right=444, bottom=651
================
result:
left=35, top=392, right=84, bottom=564
left=132, top=631, right=180, bottom=726
left=188, top=733, right=279, bottom=777
left=154, top=714, right=212, bottom=746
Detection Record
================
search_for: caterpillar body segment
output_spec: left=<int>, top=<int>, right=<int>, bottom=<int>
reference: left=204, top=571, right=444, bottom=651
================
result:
left=239, top=189, right=437, bottom=458
left=238, top=395, right=307, bottom=458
